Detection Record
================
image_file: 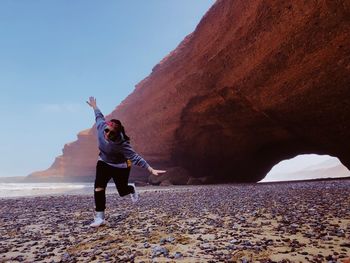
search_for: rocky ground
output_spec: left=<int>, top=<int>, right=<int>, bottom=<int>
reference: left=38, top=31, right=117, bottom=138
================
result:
left=0, top=180, right=350, bottom=263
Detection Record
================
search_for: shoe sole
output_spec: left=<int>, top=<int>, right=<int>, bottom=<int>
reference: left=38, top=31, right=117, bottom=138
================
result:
left=90, top=224, right=105, bottom=228
left=90, top=221, right=106, bottom=228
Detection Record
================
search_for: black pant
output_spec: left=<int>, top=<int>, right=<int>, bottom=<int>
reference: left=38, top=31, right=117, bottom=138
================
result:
left=94, top=160, right=134, bottom=212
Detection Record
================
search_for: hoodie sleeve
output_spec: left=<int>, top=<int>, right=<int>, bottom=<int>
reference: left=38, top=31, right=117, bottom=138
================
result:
left=94, top=108, right=107, bottom=131
left=121, top=141, right=150, bottom=169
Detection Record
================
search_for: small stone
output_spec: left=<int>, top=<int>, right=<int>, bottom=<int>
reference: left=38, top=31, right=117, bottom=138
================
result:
left=340, top=243, right=350, bottom=248
left=167, top=236, right=175, bottom=243
left=325, top=255, right=333, bottom=260
left=174, top=252, right=183, bottom=259
left=62, top=252, right=70, bottom=262
left=152, top=246, right=169, bottom=258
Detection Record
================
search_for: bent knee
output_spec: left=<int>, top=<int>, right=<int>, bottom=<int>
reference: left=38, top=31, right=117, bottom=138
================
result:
left=95, top=187, right=105, bottom=192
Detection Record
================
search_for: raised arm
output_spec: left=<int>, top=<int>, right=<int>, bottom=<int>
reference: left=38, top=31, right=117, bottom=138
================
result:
left=86, top=96, right=106, bottom=130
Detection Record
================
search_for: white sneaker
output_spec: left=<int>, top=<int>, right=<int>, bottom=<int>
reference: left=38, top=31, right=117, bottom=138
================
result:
left=90, top=217, right=105, bottom=227
left=129, top=183, right=139, bottom=203
left=90, top=212, right=106, bottom=227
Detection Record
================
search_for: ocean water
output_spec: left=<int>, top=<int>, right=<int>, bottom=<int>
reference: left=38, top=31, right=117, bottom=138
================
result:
left=0, top=183, right=92, bottom=198
left=0, top=183, right=194, bottom=198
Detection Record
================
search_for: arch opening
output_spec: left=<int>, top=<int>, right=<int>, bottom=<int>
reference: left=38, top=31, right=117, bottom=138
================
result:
left=259, top=154, right=350, bottom=183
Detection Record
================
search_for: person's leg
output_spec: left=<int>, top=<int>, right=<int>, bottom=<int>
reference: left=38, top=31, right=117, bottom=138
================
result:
left=94, top=161, right=112, bottom=212
left=112, top=167, right=134, bottom=197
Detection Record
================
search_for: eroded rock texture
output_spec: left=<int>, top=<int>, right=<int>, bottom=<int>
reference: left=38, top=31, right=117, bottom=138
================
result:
left=28, top=0, right=350, bottom=183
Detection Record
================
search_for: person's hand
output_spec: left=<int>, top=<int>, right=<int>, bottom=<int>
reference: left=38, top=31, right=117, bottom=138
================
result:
left=86, top=96, right=97, bottom=109
left=148, top=167, right=166, bottom=176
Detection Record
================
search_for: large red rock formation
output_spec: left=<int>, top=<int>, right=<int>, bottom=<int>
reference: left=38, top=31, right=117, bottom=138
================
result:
left=28, top=0, right=350, bottom=183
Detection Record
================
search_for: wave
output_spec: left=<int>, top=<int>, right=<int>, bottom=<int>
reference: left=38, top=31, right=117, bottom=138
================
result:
left=0, top=183, right=88, bottom=191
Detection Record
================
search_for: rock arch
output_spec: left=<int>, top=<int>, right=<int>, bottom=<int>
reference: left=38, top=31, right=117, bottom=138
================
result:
left=29, top=0, right=350, bottom=184
left=171, top=86, right=350, bottom=183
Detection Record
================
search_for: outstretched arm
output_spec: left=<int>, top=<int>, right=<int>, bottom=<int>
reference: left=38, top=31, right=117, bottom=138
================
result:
left=86, top=96, right=106, bottom=130
left=147, top=166, right=167, bottom=176
left=122, top=142, right=166, bottom=176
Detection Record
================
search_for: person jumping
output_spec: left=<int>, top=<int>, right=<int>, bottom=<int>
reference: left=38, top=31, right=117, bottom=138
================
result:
left=87, top=96, right=166, bottom=227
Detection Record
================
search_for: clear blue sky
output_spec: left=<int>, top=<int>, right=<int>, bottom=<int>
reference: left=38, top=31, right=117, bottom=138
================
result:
left=0, top=0, right=215, bottom=177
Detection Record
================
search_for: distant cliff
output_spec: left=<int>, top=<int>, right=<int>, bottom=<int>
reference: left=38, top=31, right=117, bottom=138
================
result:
left=28, top=0, right=350, bottom=184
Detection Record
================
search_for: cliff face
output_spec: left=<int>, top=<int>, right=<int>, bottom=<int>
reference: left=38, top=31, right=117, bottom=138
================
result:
left=27, top=130, right=99, bottom=182
left=29, top=0, right=350, bottom=183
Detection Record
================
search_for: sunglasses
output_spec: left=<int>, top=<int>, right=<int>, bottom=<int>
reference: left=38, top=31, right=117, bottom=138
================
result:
left=104, top=128, right=116, bottom=134
left=104, top=128, right=118, bottom=141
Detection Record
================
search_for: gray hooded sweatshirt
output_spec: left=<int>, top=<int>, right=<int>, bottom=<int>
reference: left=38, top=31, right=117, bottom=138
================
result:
left=94, top=108, right=150, bottom=169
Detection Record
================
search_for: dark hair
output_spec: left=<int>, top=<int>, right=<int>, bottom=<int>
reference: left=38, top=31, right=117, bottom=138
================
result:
left=110, top=119, right=130, bottom=141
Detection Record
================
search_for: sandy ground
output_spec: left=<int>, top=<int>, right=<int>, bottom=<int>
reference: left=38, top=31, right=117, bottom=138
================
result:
left=0, top=180, right=349, bottom=263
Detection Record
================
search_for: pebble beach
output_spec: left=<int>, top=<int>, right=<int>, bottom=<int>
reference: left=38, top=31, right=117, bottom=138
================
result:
left=0, top=180, right=350, bottom=263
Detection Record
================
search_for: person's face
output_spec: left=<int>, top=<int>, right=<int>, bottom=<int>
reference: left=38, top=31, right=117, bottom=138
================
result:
left=104, top=126, right=118, bottom=141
